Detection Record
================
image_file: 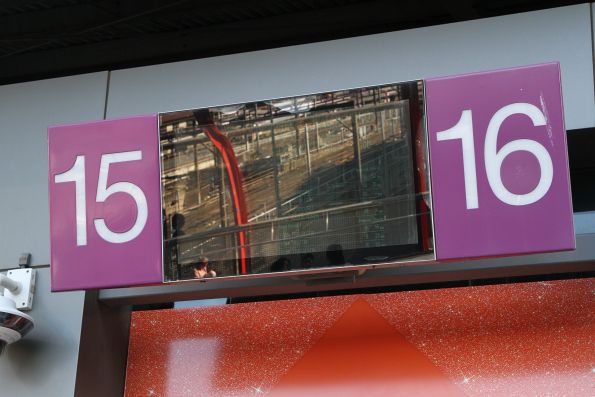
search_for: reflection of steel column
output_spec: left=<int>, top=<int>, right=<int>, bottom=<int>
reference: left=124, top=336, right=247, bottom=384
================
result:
left=313, top=98, right=320, bottom=151
left=374, top=89, right=388, bottom=196
left=255, top=103, right=260, bottom=153
left=294, top=98, right=300, bottom=157
left=192, top=120, right=202, bottom=205
left=243, top=106, right=249, bottom=152
left=270, top=107, right=283, bottom=217
left=305, top=122, right=312, bottom=175
left=351, top=112, right=363, bottom=200
left=376, top=90, right=386, bottom=141
left=295, top=123, right=300, bottom=157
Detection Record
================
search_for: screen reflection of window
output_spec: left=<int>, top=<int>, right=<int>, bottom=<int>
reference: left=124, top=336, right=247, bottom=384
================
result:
left=160, top=81, right=433, bottom=281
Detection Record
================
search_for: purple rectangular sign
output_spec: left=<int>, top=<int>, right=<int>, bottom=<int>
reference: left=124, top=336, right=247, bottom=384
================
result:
left=426, top=63, right=574, bottom=260
left=48, top=115, right=163, bottom=291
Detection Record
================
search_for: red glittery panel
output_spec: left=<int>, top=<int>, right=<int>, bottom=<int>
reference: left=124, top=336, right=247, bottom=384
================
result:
left=125, top=278, right=595, bottom=397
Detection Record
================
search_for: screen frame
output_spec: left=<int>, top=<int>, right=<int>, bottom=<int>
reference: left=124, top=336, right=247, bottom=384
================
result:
left=158, top=79, right=437, bottom=284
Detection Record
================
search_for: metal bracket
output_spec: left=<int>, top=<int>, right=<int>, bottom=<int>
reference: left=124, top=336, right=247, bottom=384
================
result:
left=4, top=268, right=36, bottom=311
left=18, top=253, right=31, bottom=268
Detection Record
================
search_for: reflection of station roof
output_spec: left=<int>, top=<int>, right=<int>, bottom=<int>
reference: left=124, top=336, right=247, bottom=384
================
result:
left=159, top=86, right=407, bottom=150
left=162, top=101, right=406, bottom=148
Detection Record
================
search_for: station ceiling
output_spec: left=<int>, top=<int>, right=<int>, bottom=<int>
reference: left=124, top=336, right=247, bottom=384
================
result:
left=0, top=0, right=584, bottom=85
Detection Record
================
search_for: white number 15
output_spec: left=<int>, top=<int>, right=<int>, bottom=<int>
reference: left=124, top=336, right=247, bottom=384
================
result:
left=54, top=151, right=148, bottom=246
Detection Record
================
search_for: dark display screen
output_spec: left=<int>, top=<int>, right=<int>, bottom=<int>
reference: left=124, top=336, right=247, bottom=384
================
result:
left=160, top=81, right=433, bottom=281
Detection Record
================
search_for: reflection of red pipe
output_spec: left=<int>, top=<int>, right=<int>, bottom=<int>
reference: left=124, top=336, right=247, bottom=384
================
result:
left=409, top=85, right=431, bottom=252
left=203, top=125, right=250, bottom=274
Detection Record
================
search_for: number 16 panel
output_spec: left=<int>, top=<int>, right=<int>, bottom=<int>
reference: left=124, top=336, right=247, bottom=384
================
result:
left=426, top=62, right=574, bottom=260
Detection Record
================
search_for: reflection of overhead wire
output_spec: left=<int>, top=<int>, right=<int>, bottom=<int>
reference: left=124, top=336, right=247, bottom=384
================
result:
left=335, top=118, right=355, bottom=134
left=198, top=139, right=215, bottom=154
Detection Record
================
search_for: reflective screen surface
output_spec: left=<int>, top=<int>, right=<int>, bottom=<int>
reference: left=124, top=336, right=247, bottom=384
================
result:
left=160, top=81, right=433, bottom=281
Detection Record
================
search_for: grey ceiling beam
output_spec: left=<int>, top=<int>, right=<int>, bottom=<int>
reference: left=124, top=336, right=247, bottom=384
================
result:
left=442, top=0, right=479, bottom=21
left=0, top=3, right=113, bottom=40
left=0, top=0, right=432, bottom=84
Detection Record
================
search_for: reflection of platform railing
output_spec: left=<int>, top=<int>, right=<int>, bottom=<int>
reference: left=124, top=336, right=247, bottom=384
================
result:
left=248, top=138, right=412, bottom=222
left=167, top=192, right=427, bottom=276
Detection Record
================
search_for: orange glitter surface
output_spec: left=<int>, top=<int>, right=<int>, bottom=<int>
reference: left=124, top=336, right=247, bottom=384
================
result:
left=125, top=278, right=595, bottom=397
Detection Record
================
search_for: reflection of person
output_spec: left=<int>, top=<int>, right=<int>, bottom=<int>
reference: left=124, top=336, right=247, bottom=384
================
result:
left=271, top=257, right=291, bottom=272
left=301, top=253, right=315, bottom=268
left=171, top=213, right=186, bottom=238
left=193, top=257, right=217, bottom=279
left=326, top=244, right=345, bottom=266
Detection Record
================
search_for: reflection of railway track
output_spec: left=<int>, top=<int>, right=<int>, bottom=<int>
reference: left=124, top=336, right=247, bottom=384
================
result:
left=173, top=137, right=356, bottom=232
left=173, top=136, right=408, bottom=242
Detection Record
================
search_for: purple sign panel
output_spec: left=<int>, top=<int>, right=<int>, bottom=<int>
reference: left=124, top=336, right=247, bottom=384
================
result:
left=48, top=115, right=163, bottom=291
left=426, top=63, right=574, bottom=260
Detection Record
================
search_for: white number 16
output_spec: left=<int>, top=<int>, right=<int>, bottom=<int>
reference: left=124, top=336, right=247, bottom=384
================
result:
left=54, top=150, right=148, bottom=246
left=437, top=103, right=553, bottom=209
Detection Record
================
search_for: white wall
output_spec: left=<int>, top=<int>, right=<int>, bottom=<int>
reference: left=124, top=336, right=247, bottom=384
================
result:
left=107, top=4, right=594, bottom=131
left=0, top=73, right=108, bottom=268
left=0, top=73, right=102, bottom=396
